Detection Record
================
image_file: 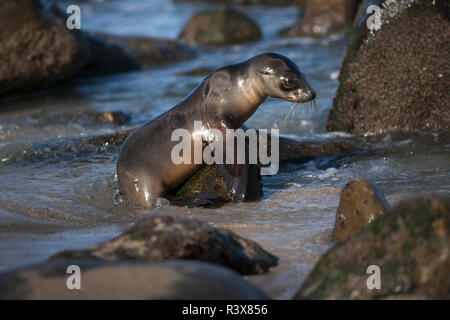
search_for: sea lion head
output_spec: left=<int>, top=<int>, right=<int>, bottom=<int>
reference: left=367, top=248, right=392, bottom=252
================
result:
left=249, top=52, right=316, bottom=103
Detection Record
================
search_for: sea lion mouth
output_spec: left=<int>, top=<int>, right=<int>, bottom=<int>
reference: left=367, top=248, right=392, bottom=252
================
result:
left=283, top=88, right=317, bottom=121
left=286, top=96, right=315, bottom=103
left=286, top=88, right=316, bottom=103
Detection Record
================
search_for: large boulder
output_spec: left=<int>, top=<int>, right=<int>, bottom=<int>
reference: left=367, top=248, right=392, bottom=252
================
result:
left=0, top=0, right=139, bottom=100
left=280, top=0, right=360, bottom=37
left=333, top=178, right=390, bottom=241
left=0, top=0, right=90, bottom=98
left=327, top=0, right=450, bottom=135
left=51, top=215, right=278, bottom=275
left=0, top=260, right=270, bottom=299
left=295, top=195, right=450, bottom=299
left=179, top=7, right=262, bottom=45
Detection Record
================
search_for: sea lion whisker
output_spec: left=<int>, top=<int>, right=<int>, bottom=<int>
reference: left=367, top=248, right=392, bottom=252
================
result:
left=292, top=103, right=298, bottom=120
left=298, top=102, right=305, bottom=119
left=284, top=102, right=295, bottom=121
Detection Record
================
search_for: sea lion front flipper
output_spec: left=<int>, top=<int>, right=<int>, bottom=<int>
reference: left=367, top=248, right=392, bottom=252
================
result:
left=217, top=162, right=248, bottom=202
left=215, top=124, right=250, bottom=202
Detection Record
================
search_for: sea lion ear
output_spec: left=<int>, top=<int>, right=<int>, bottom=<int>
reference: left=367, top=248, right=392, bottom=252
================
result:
left=204, top=82, right=210, bottom=97
left=260, top=67, right=274, bottom=75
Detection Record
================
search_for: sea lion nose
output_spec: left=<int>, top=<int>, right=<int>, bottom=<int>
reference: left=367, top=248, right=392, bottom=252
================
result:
left=309, top=89, right=316, bottom=100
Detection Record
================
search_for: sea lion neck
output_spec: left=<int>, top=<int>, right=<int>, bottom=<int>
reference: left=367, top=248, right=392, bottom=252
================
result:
left=211, top=62, right=267, bottom=128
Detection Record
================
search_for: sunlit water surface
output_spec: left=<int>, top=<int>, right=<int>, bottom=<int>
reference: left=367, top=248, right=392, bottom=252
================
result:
left=0, top=0, right=448, bottom=299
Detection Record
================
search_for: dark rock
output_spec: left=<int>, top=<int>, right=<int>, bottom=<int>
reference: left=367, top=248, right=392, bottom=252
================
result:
left=95, top=33, right=196, bottom=68
left=179, top=7, right=262, bottom=45
left=0, top=260, right=270, bottom=299
left=277, top=137, right=355, bottom=162
left=280, top=0, right=359, bottom=37
left=296, top=195, right=450, bottom=299
left=171, top=164, right=262, bottom=206
left=0, top=0, right=139, bottom=100
left=327, top=0, right=450, bottom=135
left=333, top=178, right=390, bottom=241
left=172, top=165, right=232, bottom=203
left=0, top=0, right=90, bottom=98
left=51, top=215, right=278, bottom=275
left=75, top=33, right=140, bottom=78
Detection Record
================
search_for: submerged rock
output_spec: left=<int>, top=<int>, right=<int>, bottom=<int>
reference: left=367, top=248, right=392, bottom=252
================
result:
left=0, top=260, right=270, bottom=299
left=333, top=178, right=390, bottom=241
left=179, top=7, right=262, bottom=45
left=95, top=33, right=196, bottom=67
left=172, top=164, right=262, bottom=206
left=0, top=0, right=139, bottom=100
left=296, top=195, right=450, bottom=299
left=51, top=215, right=278, bottom=275
left=280, top=0, right=359, bottom=37
left=327, top=0, right=450, bottom=135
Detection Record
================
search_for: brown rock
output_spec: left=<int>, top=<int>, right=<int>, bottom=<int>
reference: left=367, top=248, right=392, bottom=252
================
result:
left=295, top=195, right=450, bottom=299
left=75, top=33, right=140, bottom=78
left=0, top=0, right=89, bottom=98
left=171, top=163, right=262, bottom=207
left=0, top=0, right=140, bottom=100
left=327, top=0, right=450, bottom=135
left=51, top=215, right=278, bottom=275
left=280, top=0, right=359, bottom=37
left=333, top=178, right=390, bottom=241
left=179, top=7, right=262, bottom=45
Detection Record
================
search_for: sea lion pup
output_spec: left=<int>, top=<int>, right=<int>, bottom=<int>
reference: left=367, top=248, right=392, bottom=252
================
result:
left=117, top=52, right=316, bottom=207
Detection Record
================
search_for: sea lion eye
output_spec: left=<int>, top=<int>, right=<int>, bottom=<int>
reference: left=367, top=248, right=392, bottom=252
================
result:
left=282, top=77, right=296, bottom=90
